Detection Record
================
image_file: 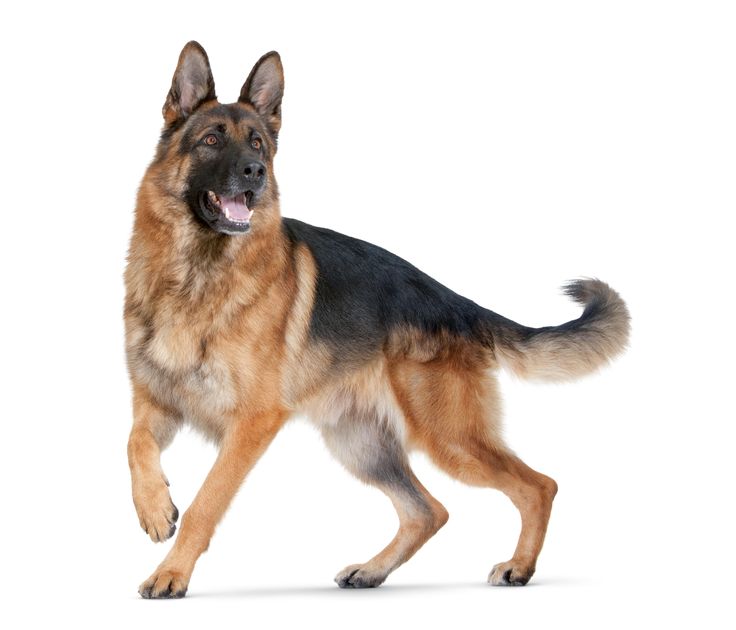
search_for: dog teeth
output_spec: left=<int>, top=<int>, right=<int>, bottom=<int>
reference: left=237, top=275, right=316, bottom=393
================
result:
left=223, top=207, right=249, bottom=224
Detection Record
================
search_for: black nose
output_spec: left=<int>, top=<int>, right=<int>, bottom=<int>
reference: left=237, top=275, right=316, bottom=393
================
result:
left=243, top=160, right=266, bottom=182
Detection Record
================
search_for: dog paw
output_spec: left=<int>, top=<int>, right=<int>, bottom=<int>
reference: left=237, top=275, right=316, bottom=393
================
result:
left=133, top=479, right=179, bottom=543
left=334, top=564, right=388, bottom=589
left=488, top=561, right=534, bottom=586
left=139, top=568, right=189, bottom=599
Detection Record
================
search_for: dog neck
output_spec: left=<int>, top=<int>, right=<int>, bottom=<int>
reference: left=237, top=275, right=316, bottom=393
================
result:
left=126, top=183, right=290, bottom=322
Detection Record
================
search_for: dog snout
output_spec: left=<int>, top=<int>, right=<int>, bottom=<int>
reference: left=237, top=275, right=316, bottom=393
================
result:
left=241, top=160, right=266, bottom=187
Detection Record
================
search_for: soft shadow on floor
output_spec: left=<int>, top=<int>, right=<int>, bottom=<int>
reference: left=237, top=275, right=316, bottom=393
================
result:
left=188, top=579, right=584, bottom=599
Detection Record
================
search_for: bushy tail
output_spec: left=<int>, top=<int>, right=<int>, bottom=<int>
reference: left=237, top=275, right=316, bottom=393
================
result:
left=487, top=278, right=630, bottom=382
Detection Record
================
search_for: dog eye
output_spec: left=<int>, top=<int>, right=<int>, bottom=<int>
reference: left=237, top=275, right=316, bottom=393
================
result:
left=251, top=138, right=261, bottom=150
left=204, top=134, right=218, bottom=146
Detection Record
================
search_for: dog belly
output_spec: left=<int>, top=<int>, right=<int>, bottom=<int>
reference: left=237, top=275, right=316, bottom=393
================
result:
left=299, top=359, right=408, bottom=446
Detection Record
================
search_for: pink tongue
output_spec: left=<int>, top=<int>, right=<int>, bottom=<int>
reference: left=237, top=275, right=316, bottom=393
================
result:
left=220, top=194, right=253, bottom=222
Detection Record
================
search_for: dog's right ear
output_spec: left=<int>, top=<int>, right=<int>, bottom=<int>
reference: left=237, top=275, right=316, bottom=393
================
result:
left=163, top=41, right=216, bottom=126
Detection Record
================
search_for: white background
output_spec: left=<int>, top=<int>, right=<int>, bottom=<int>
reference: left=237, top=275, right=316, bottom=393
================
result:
left=1, top=1, right=734, bottom=627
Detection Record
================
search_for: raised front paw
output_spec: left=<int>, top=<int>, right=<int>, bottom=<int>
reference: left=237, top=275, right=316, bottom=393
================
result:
left=488, top=560, right=535, bottom=586
left=139, top=567, right=189, bottom=599
left=132, top=477, right=179, bottom=543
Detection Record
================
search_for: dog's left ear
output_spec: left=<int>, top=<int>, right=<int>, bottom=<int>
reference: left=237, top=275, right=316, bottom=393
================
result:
left=239, top=52, right=284, bottom=139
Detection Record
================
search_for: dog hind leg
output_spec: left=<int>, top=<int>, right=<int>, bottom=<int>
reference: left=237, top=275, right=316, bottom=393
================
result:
left=321, top=406, right=448, bottom=588
left=391, top=360, right=558, bottom=586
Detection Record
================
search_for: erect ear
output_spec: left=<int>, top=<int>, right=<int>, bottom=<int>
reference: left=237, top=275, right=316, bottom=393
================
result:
left=239, top=51, right=284, bottom=138
left=163, top=41, right=216, bottom=126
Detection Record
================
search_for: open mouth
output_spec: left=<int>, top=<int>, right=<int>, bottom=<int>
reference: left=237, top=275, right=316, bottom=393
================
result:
left=199, top=190, right=254, bottom=233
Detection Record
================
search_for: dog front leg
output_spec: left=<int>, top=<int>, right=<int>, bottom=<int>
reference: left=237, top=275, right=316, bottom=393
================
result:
left=138, top=409, right=287, bottom=598
left=128, top=385, right=180, bottom=543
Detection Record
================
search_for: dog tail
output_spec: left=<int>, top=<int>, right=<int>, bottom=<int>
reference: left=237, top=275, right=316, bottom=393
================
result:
left=483, top=278, right=630, bottom=382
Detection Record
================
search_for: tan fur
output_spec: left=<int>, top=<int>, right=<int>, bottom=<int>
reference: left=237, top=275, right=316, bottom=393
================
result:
left=389, top=358, right=557, bottom=584
left=333, top=474, right=449, bottom=588
left=279, top=244, right=335, bottom=407
left=126, top=46, right=628, bottom=597
left=126, top=95, right=299, bottom=595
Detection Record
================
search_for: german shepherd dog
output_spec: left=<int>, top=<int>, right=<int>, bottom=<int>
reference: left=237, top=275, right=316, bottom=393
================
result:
left=125, top=41, right=630, bottom=599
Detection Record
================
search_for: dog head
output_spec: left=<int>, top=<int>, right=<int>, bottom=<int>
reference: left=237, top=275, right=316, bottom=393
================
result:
left=150, top=42, right=284, bottom=236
